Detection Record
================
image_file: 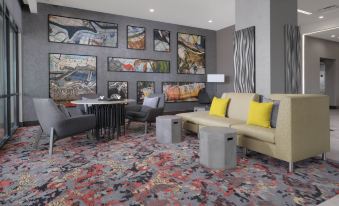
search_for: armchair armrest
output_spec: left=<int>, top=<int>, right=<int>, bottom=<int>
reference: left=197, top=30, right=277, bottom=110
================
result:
left=54, top=114, right=96, bottom=139
left=274, top=95, right=330, bottom=162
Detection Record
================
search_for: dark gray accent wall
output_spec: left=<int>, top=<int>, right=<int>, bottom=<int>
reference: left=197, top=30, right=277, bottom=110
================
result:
left=216, top=26, right=235, bottom=97
left=22, top=3, right=217, bottom=122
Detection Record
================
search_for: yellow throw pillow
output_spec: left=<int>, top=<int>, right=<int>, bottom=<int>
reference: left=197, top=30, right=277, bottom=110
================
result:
left=247, top=100, right=274, bottom=128
left=209, top=97, right=230, bottom=117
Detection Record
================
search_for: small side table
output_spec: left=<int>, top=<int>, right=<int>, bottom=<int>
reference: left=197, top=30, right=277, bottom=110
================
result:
left=156, top=115, right=182, bottom=144
left=199, top=127, right=237, bottom=169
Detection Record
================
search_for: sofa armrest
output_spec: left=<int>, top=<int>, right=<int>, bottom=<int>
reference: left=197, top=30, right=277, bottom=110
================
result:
left=275, top=95, right=330, bottom=162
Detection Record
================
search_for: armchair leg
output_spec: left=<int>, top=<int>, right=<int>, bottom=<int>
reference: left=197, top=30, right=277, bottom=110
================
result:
left=289, top=162, right=294, bottom=173
left=49, top=127, right=54, bottom=156
left=144, top=122, right=148, bottom=135
left=127, top=120, right=131, bottom=129
left=243, top=147, right=248, bottom=156
left=322, top=153, right=327, bottom=161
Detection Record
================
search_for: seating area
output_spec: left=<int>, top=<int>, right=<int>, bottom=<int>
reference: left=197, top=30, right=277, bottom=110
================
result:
left=0, top=0, right=338, bottom=205
left=177, top=93, right=330, bottom=172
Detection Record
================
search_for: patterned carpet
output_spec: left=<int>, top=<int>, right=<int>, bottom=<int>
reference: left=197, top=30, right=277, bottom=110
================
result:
left=0, top=124, right=338, bottom=206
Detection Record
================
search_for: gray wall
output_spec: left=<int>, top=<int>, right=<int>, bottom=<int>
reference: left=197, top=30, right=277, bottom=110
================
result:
left=216, top=25, right=235, bottom=96
left=270, top=0, right=297, bottom=93
left=22, top=3, right=217, bottom=122
left=4, top=0, right=22, bottom=30
left=236, top=0, right=270, bottom=95
left=304, top=36, right=339, bottom=106
left=235, top=0, right=297, bottom=95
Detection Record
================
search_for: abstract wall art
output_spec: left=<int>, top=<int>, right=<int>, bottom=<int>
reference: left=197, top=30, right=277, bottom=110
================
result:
left=284, top=24, right=301, bottom=94
left=127, top=25, right=145, bottom=50
left=137, top=81, right=155, bottom=104
left=154, top=29, right=170, bottom=52
left=162, top=82, right=206, bottom=102
left=108, top=57, right=170, bottom=73
left=49, top=53, right=97, bottom=101
left=107, top=81, right=128, bottom=99
left=177, top=32, right=206, bottom=74
left=48, top=15, right=118, bottom=47
left=234, top=26, right=255, bottom=93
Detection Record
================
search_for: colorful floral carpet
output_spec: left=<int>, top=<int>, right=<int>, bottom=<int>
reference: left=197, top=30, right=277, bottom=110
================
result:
left=0, top=124, right=338, bottom=206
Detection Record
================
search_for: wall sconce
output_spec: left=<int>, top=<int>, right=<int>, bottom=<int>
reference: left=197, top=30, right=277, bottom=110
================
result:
left=207, top=74, right=225, bottom=83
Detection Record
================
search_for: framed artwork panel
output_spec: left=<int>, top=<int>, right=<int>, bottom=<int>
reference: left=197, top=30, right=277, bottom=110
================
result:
left=162, top=82, right=206, bottom=102
left=49, top=15, right=118, bottom=48
left=49, top=53, right=97, bottom=101
left=177, top=32, right=206, bottom=74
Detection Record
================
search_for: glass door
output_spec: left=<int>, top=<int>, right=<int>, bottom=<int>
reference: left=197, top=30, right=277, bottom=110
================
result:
left=9, top=23, right=18, bottom=132
left=0, top=0, right=19, bottom=147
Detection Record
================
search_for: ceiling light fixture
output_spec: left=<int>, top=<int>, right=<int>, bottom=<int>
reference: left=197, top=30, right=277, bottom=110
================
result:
left=297, top=9, right=312, bottom=15
left=319, top=16, right=324, bottom=19
left=149, top=8, right=155, bottom=13
left=208, top=20, right=213, bottom=23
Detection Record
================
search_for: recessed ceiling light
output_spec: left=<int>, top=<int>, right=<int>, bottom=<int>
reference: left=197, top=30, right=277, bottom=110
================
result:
left=149, top=8, right=155, bottom=13
left=331, top=35, right=336, bottom=38
left=319, top=16, right=324, bottom=19
left=297, top=9, right=312, bottom=15
left=208, top=20, right=213, bottom=23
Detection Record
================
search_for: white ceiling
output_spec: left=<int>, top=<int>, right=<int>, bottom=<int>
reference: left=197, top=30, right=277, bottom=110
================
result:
left=308, top=28, right=339, bottom=43
left=24, top=0, right=339, bottom=35
left=298, top=0, right=339, bottom=43
left=32, top=0, right=235, bottom=31
left=298, top=0, right=339, bottom=26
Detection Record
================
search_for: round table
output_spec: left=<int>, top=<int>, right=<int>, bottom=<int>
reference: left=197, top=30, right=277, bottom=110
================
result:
left=71, top=99, right=135, bottom=139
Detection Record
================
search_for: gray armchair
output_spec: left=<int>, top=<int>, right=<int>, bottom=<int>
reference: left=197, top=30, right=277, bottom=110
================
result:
left=33, top=98, right=96, bottom=155
left=126, top=94, right=165, bottom=134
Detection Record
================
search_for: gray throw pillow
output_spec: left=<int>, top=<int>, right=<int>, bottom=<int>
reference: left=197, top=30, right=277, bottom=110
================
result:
left=142, top=96, right=159, bottom=108
left=262, top=97, right=280, bottom=128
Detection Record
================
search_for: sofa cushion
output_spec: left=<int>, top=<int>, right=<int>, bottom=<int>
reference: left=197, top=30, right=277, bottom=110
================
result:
left=261, top=97, right=280, bottom=128
left=221, top=93, right=259, bottom=121
left=247, top=100, right=273, bottom=128
left=231, top=124, right=275, bottom=144
left=209, top=97, right=230, bottom=117
left=142, top=96, right=159, bottom=108
left=177, top=111, right=245, bottom=127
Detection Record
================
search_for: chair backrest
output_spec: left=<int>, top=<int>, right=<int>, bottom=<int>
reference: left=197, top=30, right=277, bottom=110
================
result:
left=148, top=93, right=165, bottom=108
left=198, top=88, right=211, bottom=104
left=33, top=98, right=67, bottom=133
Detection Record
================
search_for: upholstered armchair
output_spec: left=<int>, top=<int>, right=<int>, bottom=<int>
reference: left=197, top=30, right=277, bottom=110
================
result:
left=126, top=94, right=165, bottom=134
left=33, top=98, right=96, bottom=155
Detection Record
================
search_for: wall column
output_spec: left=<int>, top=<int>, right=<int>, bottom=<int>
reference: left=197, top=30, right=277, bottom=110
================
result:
left=235, top=0, right=297, bottom=95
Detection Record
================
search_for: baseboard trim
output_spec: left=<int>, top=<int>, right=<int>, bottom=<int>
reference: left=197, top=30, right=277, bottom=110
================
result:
left=20, top=121, right=39, bottom=127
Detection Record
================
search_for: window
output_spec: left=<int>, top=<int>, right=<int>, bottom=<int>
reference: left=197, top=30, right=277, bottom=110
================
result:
left=0, top=0, right=19, bottom=147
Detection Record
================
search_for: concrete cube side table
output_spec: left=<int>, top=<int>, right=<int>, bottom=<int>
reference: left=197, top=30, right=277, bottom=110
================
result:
left=156, top=115, right=182, bottom=144
left=199, top=127, right=237, bottom=169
